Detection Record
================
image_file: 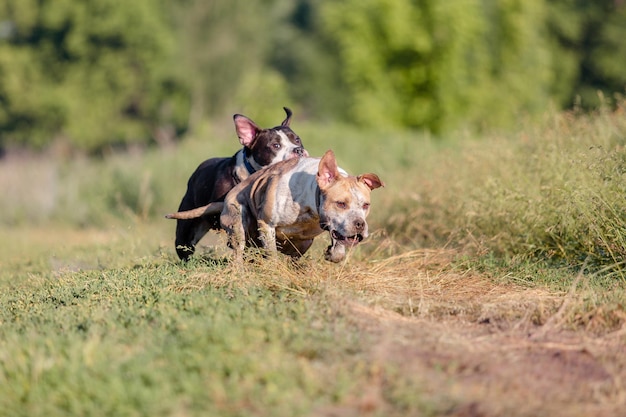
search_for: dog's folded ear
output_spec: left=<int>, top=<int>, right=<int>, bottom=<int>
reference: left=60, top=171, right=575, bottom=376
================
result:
left=317, top=150, right=341, bottom=189
left=358, top=173, right=385, bottom=190
left=281, top=107, right=293, bottom=127
left=234, top=114, right=261, bottom=146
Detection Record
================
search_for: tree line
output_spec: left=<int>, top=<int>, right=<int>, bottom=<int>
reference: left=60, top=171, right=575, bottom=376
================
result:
left=1, top=0, right=624, bottom=154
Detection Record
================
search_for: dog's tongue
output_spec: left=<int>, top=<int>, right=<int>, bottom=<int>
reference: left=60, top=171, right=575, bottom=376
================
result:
left=331, top=231, right=362, bottom=247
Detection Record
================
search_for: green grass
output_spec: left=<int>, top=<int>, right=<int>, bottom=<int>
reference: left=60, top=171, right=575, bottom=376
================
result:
left=0, top=227, right=461, bottom=417
left=0, top=262, right=356, bottom=416
left=2, top=103, right=626, bottom=416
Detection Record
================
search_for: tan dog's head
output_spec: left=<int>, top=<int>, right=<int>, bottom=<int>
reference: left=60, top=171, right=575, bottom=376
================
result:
left=316, top=150, right=384, bottom=262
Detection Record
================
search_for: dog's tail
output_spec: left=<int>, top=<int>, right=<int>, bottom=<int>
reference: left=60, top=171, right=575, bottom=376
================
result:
left=165, top=202, right=224, bottom=220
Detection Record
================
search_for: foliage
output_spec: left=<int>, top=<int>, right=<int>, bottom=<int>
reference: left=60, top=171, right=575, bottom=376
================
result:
left=1, top=0, right=626, bottom=151
left=167, top=0, right=295, bottom=129
left=383, top=100, right=626, bottom=276
left=268, top=0, right=350, bottom=120
left=0, top=0, right=188, bottom=153
left=546, top=0, right=626, bottom=108
left=320, top=0, right=552, bottom=132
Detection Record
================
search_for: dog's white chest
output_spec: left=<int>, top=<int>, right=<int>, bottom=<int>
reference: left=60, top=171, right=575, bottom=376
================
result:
left=269, top=163, right=324, bottom=240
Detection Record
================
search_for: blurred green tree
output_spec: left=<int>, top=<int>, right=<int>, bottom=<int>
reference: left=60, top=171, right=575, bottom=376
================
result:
left=268, top=0, right=350, bottom=121
left=320, top=0, right=552, bottom=132
left=168, top=0, right=293, bottom=129
left=546, top=0, right=626, bottom=108
left=0, top=0, right=188, bottom=153
left=1, top=0, right=625, bottom=152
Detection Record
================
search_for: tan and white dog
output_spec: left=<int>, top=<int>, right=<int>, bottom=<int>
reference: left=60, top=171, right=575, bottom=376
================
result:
left=166, top=150, right=384, bottom=263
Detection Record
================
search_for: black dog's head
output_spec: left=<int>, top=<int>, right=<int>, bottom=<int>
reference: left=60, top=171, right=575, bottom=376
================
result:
left=234, top=107, right=308, bottom=171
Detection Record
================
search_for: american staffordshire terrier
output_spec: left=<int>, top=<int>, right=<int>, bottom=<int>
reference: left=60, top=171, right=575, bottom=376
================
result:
left=174, top=107, right=308, bottom=260
left=167, top=150, right=383, bottom=263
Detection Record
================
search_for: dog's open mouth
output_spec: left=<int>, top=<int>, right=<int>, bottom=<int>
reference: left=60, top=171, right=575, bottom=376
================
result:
left=331, top=230, right=363, bottom=246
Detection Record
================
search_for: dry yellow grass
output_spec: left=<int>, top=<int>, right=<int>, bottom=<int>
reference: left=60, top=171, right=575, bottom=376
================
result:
left=178, top=233, right=626, bottom=341
left=173, top=246, right=625, bottom=416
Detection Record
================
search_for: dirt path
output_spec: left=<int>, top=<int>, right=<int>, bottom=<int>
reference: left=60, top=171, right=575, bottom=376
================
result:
left=318, top=249, right=626, bottom=416
left=340, top=301, right=626, bottom=416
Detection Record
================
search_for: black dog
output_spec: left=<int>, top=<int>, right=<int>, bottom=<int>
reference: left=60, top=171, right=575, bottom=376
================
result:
left=175, top=107, right=308, bottom=260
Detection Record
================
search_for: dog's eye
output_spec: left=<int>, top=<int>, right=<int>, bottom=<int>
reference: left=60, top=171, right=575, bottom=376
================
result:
left=272, top=143, right=281, bottom=149
left=336, top=201, right=347, bottom=209
left=363, top=203, right=370, bottom=210
left=295, top=137, right=301, bottom=144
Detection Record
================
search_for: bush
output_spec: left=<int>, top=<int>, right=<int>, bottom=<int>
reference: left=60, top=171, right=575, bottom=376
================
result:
left=0, top=0, right=188, bottom=153
left=385, top=101, right=626, bottom=275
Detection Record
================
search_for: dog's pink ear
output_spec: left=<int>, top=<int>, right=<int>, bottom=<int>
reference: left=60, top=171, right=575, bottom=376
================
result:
left=317, top=150, right=340, bottom=189
left=281, top=107, right=292, bottom=127
left=234, top=115, right=260, bottom=146
left=358, top=173, right=384, bottom=190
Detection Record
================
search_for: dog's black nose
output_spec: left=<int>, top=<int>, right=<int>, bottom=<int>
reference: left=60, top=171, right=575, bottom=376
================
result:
left=294, top=147, right=307, bottom=156
left=353, top=219, right=365, bottom=232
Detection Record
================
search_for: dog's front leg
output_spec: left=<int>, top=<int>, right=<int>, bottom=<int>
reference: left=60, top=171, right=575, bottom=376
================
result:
left=257, top=220, right=278, bottom=255
left=221, top=203, right=246, bottom=263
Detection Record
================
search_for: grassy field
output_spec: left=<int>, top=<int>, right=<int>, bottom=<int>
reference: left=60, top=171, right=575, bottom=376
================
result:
left=1, top=104, right=626, bottom=416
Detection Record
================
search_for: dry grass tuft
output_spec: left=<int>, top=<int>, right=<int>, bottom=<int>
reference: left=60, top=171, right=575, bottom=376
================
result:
left=153, top=222, right=626, bottom=340
left=172, top=247, right=616, bottom=333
